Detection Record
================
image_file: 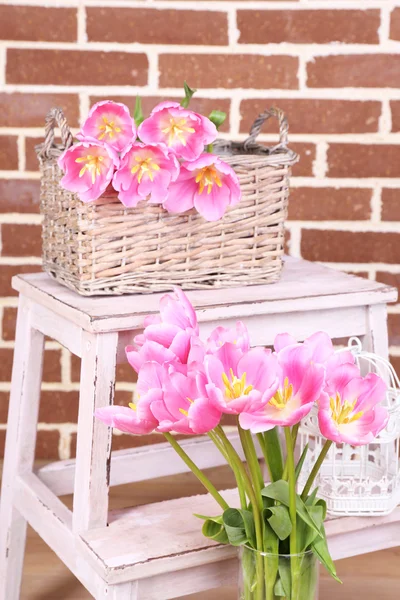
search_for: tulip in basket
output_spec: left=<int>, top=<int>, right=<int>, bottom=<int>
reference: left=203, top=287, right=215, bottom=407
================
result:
left=95, top=288, right=390, bottom=600
left=36, top=84, right=297, bottom=295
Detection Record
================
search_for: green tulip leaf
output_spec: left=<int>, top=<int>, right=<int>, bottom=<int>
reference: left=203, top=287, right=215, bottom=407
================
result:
left=278, top=557, right=292, bottom=600
left=264, top=428, right=284, bottom=482
left=222, top=508, right=256, bottom=548
left=295, top=443, right=309, bottom=482
left=208, top=110, right=227, bottom=130
left=180, top=81, right=197, bottom=108
left=265, top=505, right=292, bottom=541
left=312, top=525, right=342, bottom=584
left=134, top=95, right=144, bottom=127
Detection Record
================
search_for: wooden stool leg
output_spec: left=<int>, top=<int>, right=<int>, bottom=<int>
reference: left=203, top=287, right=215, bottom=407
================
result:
left=73, top=331, right=118, bottom=532
left=364, top=304, right=390, bottom=360
left=0, top=298, right=44, bottom=600
left=97, top=582, right=139, bottom=600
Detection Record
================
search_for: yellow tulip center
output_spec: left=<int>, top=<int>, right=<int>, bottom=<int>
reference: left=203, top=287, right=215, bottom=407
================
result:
left=129, top=402, right=137, bottom=412
left=195, top=165, right=223, bottom=195
left=75, top=154, right=104, bottom=184
left=222, top=369, right=253, bottom=401
left=330, top=393, right=363, bottom=425
left=98, top=116, right=121, bottom=140
left=269, top=377, right=293, bottom=410
left=179, top=397, right=194, bottom=417
left=131, top=156, right=160, bottom=183
left=161, top=117, right=195, bottom=147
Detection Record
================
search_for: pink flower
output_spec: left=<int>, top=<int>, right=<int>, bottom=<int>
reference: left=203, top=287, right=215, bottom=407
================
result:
left=274, top=331, right=355, bottom=369
left=113, top=142, right=180, bottom=208
left=126, top=287, right=200, bottom=373
left=135, top=361, right=221, bottom=435
left=163, top=154, right=241, bottom=221
left=138, top=101, right=217, bottom=161
left=318, top=364, right=388, bottom=446
left=240, top=344, right=325, bottom=433
left=95, top=401, right=158, bottom=435
left=77, top=100, right=136, bottom=153
left=207, top=321, right=250, bottom=354
left=58, top=139, right=119, bottom=202
left=204, top=344, right=278, bottom=415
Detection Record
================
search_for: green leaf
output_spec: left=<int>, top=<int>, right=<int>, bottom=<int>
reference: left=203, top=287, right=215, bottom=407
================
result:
left=295, top=443, right=309, bottom=482
left=223, top=508, right=256, bottom=548
left=262, top=519, right=279, bottom=597
left=273, top=577, right=286, bottom=597
left=298, top=505, right=324, bottom=552
left=134, top=95, right=144, bottom=127
left=208, top=110, right=227, bottom=130
left=278, top=557, right=292, bottom=600
left=264, top=428, right=284, bottom=482
left=305, top=487, right=319, bottom=506
left=265, top=505, right=292, bottom=541
left=180, top=81, right=197, bottom=108
left=261, top=480, right=322, bottom=538
left=312, top=525, right=342, bottom=584
left=195, top=514, right=229, bottom=545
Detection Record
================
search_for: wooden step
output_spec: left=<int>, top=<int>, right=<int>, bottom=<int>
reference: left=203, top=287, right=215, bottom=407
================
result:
left=79, top=488, right=400, bottom=587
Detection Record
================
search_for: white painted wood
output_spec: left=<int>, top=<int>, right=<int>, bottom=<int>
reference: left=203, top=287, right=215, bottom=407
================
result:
left=73, top=330, right=118, bottom=533
left=11, top=258, right=398, bottom=333
left=96, top=582, right=138, bottom=600
left=14, top=472, right=105, bottom=598
left=36, top=431, right=248, bottom=496
left=363, top=303, right=390, bottom=361
left=30, top=300, right=82, bottom=357
left=0, top=296, right=44, bottom=600
left=79, top=489, right=400, bottom=586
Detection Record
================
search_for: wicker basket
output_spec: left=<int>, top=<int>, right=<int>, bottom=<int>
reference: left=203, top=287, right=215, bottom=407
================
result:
left=37, top=107, right=298, bottom=296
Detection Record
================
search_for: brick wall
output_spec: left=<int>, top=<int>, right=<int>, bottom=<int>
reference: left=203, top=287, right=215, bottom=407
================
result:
left=1, top=0, right=400, bottom=460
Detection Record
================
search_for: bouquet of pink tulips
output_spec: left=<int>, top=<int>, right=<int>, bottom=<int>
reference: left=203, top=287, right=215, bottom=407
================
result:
left=58, top=84, right=241, bottom=222
left=96, top=288, right=388, bottom=600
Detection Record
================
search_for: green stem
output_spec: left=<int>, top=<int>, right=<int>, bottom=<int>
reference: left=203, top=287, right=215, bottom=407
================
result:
left=239, top=424, right=264, bottom=503
left=163, top=432, right=229, bottom=511
left=216, top=426, right=265, bottom=600
left=301, top=439, right=333, bottom=502
left=256, top=432, right=272, bottom=481
left=282, top=423, right=300, bottom=482
left=284, top=426, right=299, bottom=600
left=208, top=430, right=247, bottom=510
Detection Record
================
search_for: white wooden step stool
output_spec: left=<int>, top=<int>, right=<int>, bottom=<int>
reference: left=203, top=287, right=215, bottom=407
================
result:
left=0, top=257, right=398, bottom=600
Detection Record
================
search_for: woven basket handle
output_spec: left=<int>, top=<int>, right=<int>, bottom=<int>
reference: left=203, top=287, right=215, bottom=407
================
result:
left=39, top=107, right=74, bottom=158
left=244, top=107, right=288, bottom=150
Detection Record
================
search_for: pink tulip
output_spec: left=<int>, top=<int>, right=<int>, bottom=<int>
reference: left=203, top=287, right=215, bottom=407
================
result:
left=77, top=100, right=136, bottom=153
left=240, top=344, right=325, bottom=432
left=318, top=364, right=388, bottom=446
left=126, top=288, right=200, bottom=372
left=138, top=101, right=217, bottom=161
left=274, top=331, right=355, bottom=368
left=113, top=142, right=180, bottom=208
left=207, top=321, right=250, bottom=354
left=163, top=153, right=241, bottom=221
left=95, top=402, right=158, bottom=435
left=204, top=344, right=278, bottom=415
left=58, top=139, right=119, bottom=202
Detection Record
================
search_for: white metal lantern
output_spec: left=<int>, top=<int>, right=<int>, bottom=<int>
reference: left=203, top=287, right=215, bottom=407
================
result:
left=298, top=337, right=400, bottom=516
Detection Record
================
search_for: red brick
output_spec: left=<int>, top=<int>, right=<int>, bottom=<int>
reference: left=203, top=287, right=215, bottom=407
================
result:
left=389, top=314, right=400, bottom=346
left=376, top=272, right=400, bottom=303
left=87, top=8, right=228, bottom=45
left=7, top=49, right=148, bottom=86
left=90, top=95, right=231, bottom=133
left=301, top=230, right=400, bottom=264
left=39, top=391, right=79, bottom=423
left=238, top=10, right=379, bottom=44
left=307, top=55, right=400, bottom=88
left=390, top=8, right=400, bottom=41
left=0, top=93, right=79, bottom=128
left=284, top=228, right=291, bottom=255
left=25, top=138, right=41, bottom=172
left=381, top=189, right=400, bottom=221
left=0, top=429, right=60, bottom=460
left=327, top=144, right=400, bottom=178
left=290, top=143, right=315, bottom=177
left=69, top=430, right=173, bottom=458
left=240, top=99, right=381, bottom=135
left=159, top=54, right=298, bottom=90
left=2, top=224, right=42, bottom=257
left=0, top=136, right=18, bottom=170
left=0, top=179, right=40, bottom=213
left=0, top=267, right=39, bottom=300
left=288, top=188, right=372, bottom=221
left=70, top=353, right=136, bottom=383
left=0, top=6, right=77, bottom=42
left=390, top=355, right=400, bottom=374
left=0, top=348, right=61, bottom=383
left=390, top=101, right=400, bottom=132
left=0, top=393, right=9, bottom=422
left=2, top=307, right=17, bottom=340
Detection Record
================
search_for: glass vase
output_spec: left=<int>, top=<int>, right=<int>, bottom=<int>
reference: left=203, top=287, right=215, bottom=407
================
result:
left=238, top=546, right=318, bottom=600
